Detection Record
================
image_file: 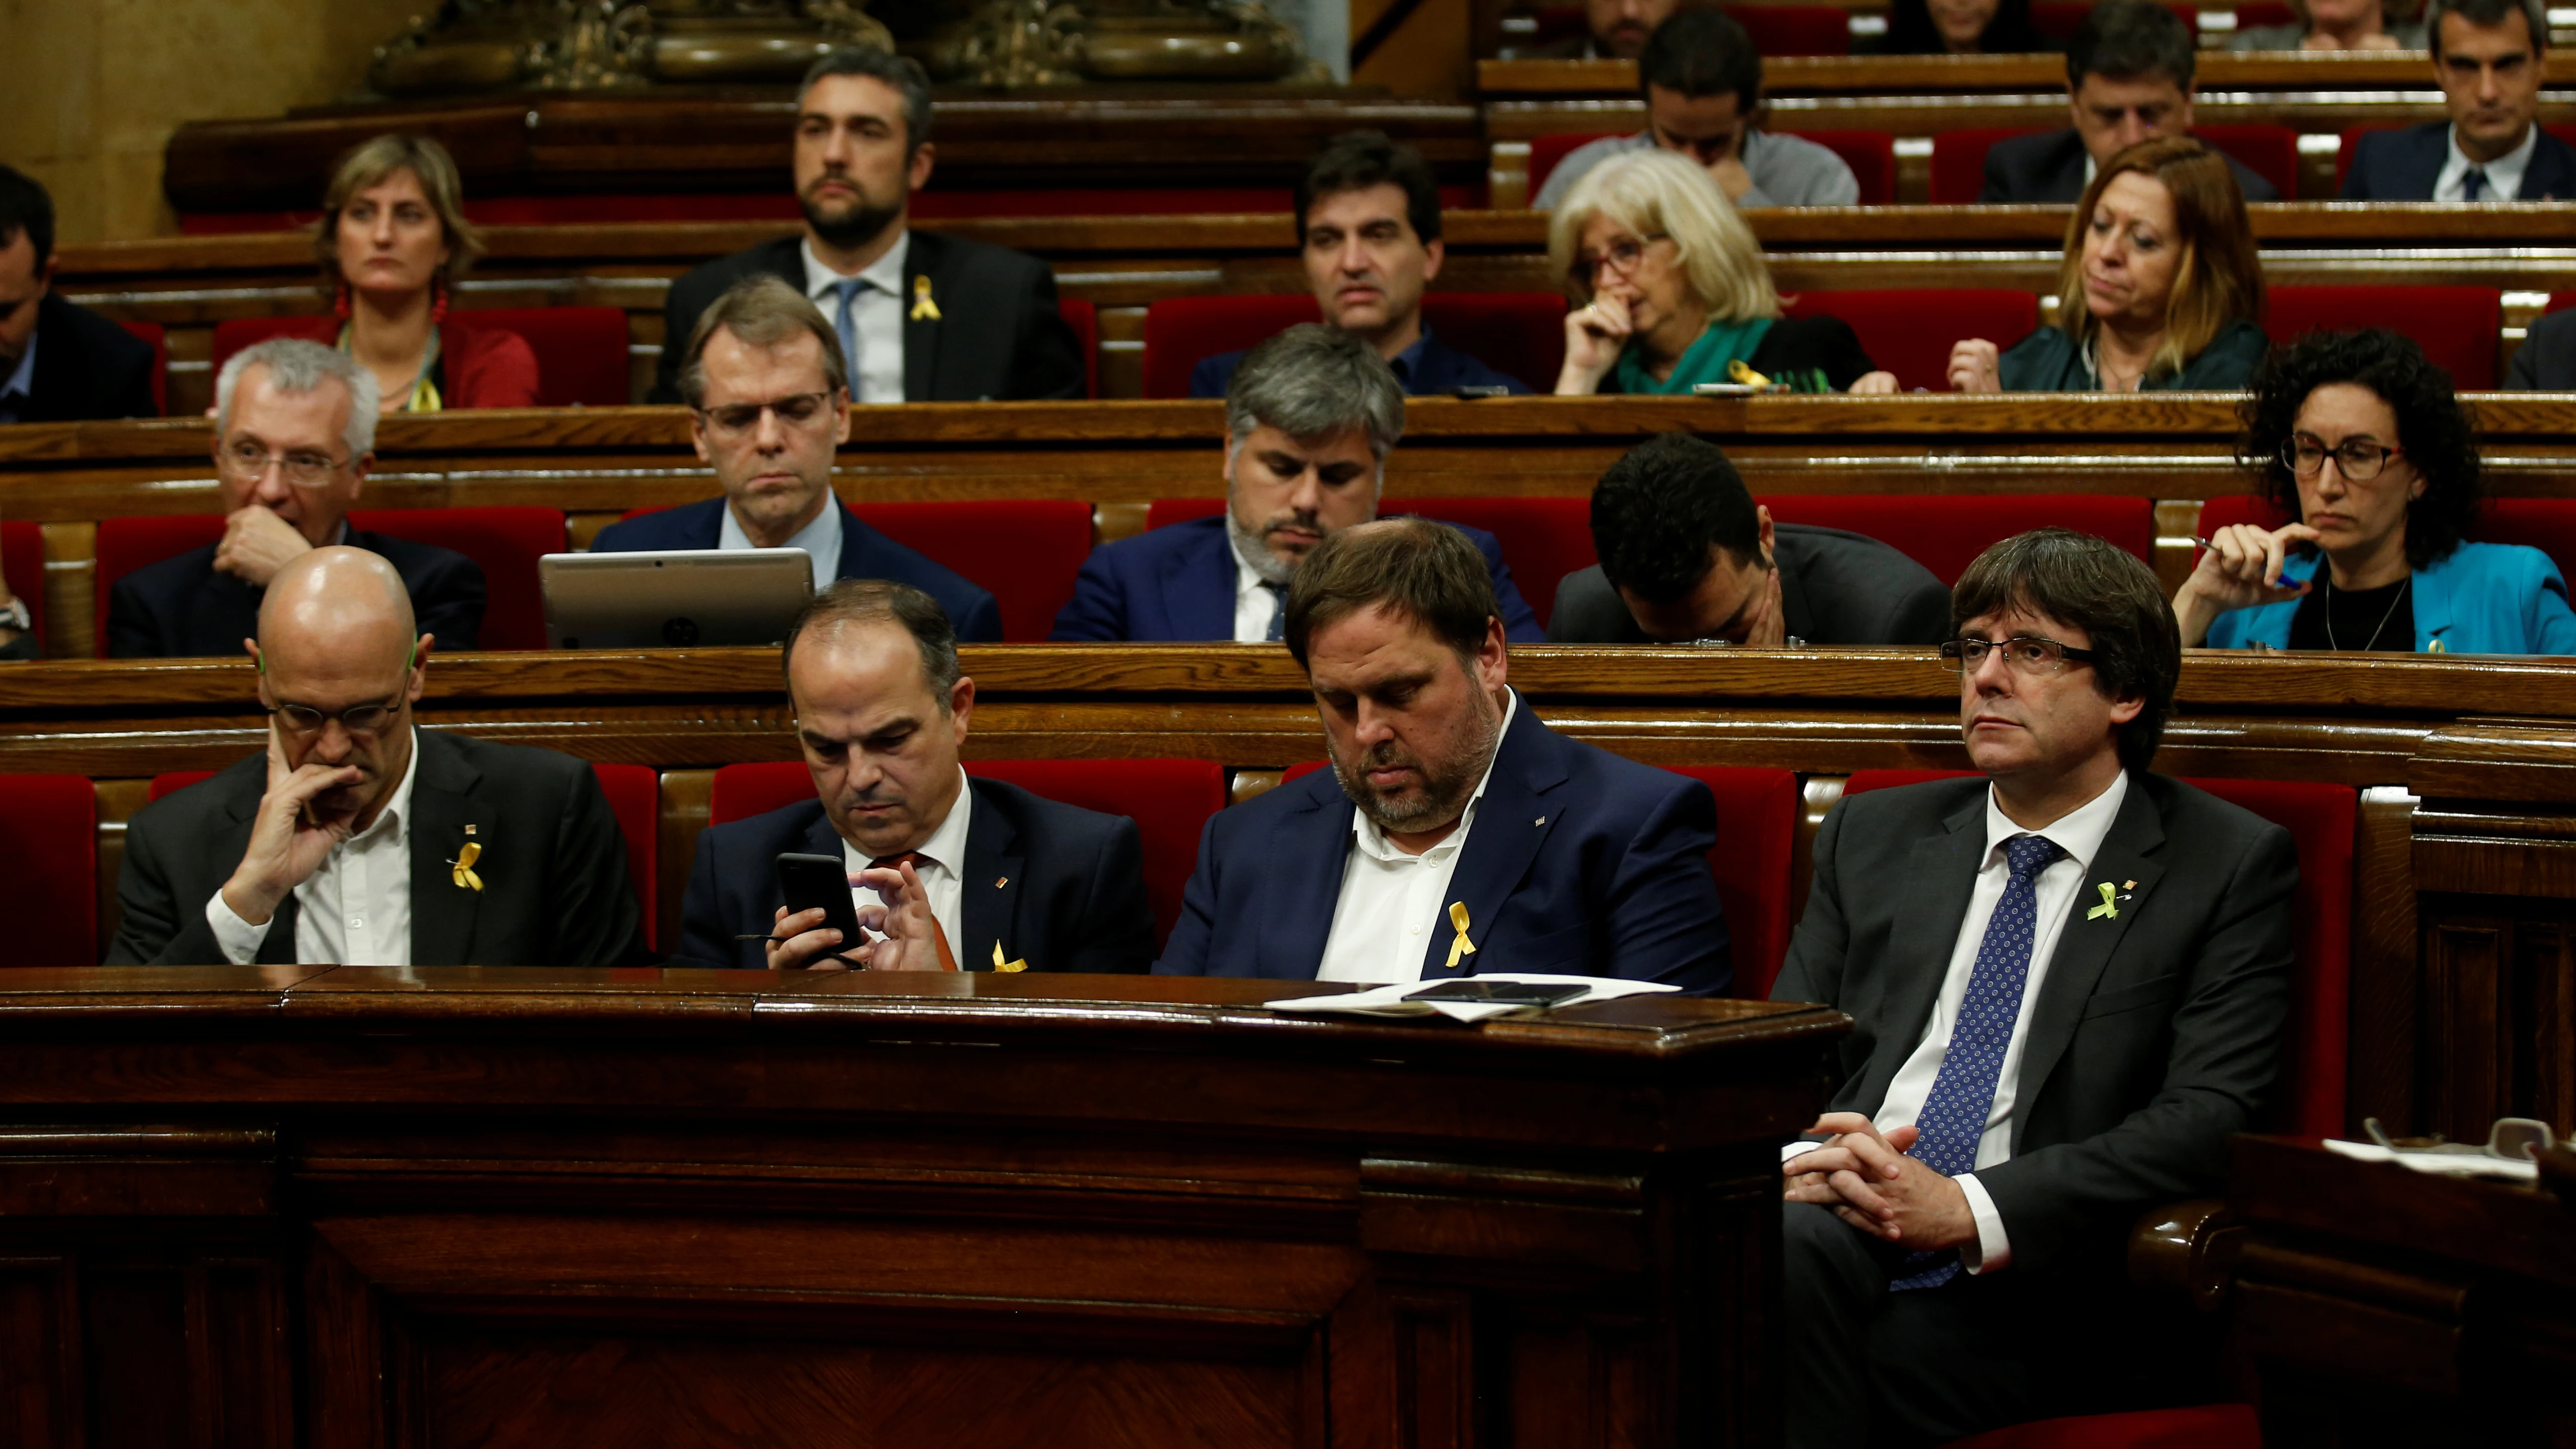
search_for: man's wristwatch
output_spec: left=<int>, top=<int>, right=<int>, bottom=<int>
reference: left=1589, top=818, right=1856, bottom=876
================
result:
left=0, top=597, right=27, bottom=634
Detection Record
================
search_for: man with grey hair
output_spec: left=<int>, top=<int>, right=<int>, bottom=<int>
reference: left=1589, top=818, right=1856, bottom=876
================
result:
left=1050, top=324, right=1540, bottom=643
left=2344, top=0, right=2575, bottom=199
left=646, top=47, right=1083, bottom=405
left=106, top=337, right=486, bottom=658
left=593, top=276, right=1000, bottom=639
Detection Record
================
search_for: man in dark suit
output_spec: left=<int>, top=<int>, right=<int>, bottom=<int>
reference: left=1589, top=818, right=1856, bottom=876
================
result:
left=1981, top=0, right=2280, bottom=204
left=109, top=546, right=644, bottom=967
left=0, top=164, right=156, bottom=424
left=108, top=338, right=485, bottom=658
left=2343, top=0, right=2575, bottom=200
left=1053, top=325, right=1540, bottom=644
left=684, top=579, right=1154, bottom=974
left=645, top=49, right=1082, bottom=406
left=1189, top=132, right=1531, bottom=399
left=1156, top=518, right=1730, bottom=993
left=1771, top=528, right=2296, bottom=1445
left=1549, top=434, right=1950, bottom=646
left=596, top=276, right=1000, bottom=641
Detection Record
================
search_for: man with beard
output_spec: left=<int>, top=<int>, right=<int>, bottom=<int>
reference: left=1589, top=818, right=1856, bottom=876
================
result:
left=1050, top=325, right=1540, bottom=643
left=646, top=48, right=1085, bottom=405
left=1153, top=517, right=1729, bottom=992
left=108, top=547, right=646, bottom=966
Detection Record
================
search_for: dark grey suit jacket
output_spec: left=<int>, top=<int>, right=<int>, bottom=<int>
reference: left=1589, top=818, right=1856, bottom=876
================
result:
left=1772, top=772, right=2297, bottom=1274
left=1547, top=523, right=1952, bottom=646
left=2510, top=307, right=2576, bottom=388
left=1980, top=128, right=2280, bottom=203
left=15, top=292, right=158, bottom=422
left=107, top=729, right=647, bottom=967
left=647, top=231, right=1085, bottom=404
left=2341, top=120, right=2576, bottom=201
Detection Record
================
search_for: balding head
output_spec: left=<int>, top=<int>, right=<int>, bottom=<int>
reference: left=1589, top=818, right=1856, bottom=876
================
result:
left=258, top=546, right=416, bottom=656
left=252, top=547, right=430, bottom=830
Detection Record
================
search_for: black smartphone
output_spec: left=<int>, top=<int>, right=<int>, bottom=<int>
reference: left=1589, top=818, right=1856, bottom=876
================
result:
left=1404, top=980, right=1589, bottom=1008
left=774, top=852, right=866, bottom=966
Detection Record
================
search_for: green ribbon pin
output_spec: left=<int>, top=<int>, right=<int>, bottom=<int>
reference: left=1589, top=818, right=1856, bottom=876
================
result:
left=2087, top=882, right=2119, bottom=920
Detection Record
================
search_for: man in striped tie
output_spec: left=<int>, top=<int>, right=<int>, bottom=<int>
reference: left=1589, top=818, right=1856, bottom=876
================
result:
left=1771, top=529, right=2299, bottom=1446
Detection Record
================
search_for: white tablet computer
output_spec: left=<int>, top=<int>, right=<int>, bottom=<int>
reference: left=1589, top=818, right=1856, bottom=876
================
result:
left=539, top=549, right=814, bottom=649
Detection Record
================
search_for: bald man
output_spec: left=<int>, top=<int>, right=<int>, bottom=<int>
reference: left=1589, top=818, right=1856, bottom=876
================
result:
left=107, top=548, right=644, bottom=967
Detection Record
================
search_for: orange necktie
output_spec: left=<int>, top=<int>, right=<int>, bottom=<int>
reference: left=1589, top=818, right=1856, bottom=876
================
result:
left=869, top=851, right=960, bottom=972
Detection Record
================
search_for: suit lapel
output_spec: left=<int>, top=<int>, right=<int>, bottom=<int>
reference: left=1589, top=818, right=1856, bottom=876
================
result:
left=1171, top=521, right=1243, bottom=641
left=405, top=733, right=489, bottom=967
left=1420, top=700, right=1565, bottom=977
left=1868, top=795, right=1990, bottom=1093
left=901, top=232, right=940, bottom=403
left=959, top=784, right=1026, bottom=972
left=1262, top=780, right=1358, bottom=978
left=2010, top=780, right=2167, bottom=1138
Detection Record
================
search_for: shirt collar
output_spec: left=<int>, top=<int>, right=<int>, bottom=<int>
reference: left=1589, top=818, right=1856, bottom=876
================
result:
left=802, top=232, right=911, bottom=305
left=1979, top=767, right=2128, bottom=875
left=2448, top=122, right=2537, bottom=196
left=909, top=766, right=974, bottom=873
left=0, top=331, right=35, bottom=404
left=348, top=725, right=423, bottom=852
left=1348, top=689, right=1519, bottom=864
left=718, top=494, right=842, bottom=593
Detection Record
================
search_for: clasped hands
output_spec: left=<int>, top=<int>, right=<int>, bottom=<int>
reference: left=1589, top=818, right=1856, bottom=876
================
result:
left=766, top=859, right=948, bottom=972
left=1781, top=1111, right=1976, bottom=1253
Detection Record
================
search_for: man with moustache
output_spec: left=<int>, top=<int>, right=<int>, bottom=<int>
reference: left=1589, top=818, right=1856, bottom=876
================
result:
left=1050, top=325, right=1540, bottom=643
left=646, top=48, right=1084, bottom=405
left=108, top=547, right=645, bottom=966
left=1154, top=518, right=1728, bottom=990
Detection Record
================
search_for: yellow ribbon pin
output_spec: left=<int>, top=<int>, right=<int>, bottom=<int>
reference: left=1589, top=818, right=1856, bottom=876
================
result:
left=910, top=274, right=941, bottom=322
left=1444, top=901, right=1477, bottom=970
left=2086, top=881, right=2118, bottom=920
left=992, top=940, right=1027, bottom=973
left=1727, top=358, right=1773, bottom=389
left=450, top=840, right=483, bottom=893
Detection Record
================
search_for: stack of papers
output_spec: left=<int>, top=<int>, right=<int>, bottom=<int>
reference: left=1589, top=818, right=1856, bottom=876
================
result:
left=2323, top=1138, right=2539, bottom=1182
left=1264, top=973, right=1680, bottom=1024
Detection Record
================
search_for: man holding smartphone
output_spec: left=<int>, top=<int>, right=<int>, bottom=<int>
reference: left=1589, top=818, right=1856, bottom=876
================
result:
left=679, top=579, right=1156, bottom=974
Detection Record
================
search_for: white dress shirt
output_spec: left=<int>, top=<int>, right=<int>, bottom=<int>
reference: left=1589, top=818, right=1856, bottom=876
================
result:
left=206, top=729, right=424, bottom=966
left=839, top=766, right=971, bottom=964
left=2436, top=122, right=2536, bottom=201
left=717, top=492, right=842, bottom=594
left=1786, top=769, right=2129, bottom=1275
left=0, top=332, right=36, bottom=424
left=1234, top=553, right=1286, bottom=644
left=1316, top=691, right=1517, bottom=983
left=803, top=233, right=909, bottom=405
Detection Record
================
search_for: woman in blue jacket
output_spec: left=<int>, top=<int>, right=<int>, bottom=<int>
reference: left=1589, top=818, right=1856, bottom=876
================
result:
left=2175, top=328, right=2576, bottom=655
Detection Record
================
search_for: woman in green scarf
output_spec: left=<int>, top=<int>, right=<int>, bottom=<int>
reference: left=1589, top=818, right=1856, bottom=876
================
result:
left=1549, top=149, right=1897, bottom=397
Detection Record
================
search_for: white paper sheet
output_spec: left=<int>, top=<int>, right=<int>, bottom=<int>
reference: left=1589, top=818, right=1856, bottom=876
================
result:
left=1264, top=972, right=1682, bottom=1024
left=2322, top=1138, right=2539, bottom=1182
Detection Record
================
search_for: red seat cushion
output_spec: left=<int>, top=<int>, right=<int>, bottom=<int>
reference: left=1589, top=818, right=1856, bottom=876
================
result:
left=150, top=771, right=218, bottom=802
left=1141, top=293, right=1566, bottom=399
left=1783, top=130, right=1899, bottom=207
left=212, top=307, right=632, bottom=407
left=2234, top=1, right=2298, bottom=26
left=1945, top=1402, right=2259, bottom=1449
left=2265, top=286, right=2502, bottom=390
left=347, top=506, right=564, bottom=652
left=1, top=521, right=45, bottom=644
left=589, top=763, right=659, bottom=953
left=2204, top=494, right=2576, bottom=599
left=2187, top=123, right=2302, bottom=202
left=1728, top=3, right=1852, bottom=54
left=853, top=500, right=1095, bottom=644
left=115, top=320, right=168, bottom=416
left=1145, top=496, right=1592, bottom=628
left=0, top=776, right=96, bottom=966
left=96, top=515, right=227, bottom=649
left=709, top=761, right=815, bottom=827
left=1059, top=297, right=1099, bottom=401
left=1783, top=289, right=2040, bottom=393
left=1530, top=132, right=1620, bottom=200
left=1759, top=494, right=2153, bottom=586
left=1662, top=766, right=1800, bottom=997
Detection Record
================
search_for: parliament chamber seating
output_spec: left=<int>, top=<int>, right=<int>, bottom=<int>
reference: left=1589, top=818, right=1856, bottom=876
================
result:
left=1781, top=288, right=2041, bottom=392
left=0, top=774, right=97, bottom=967
left=113, top=319, right=167, bottom=416
left=1929, top=124, right=2303, bottom=206
left=1527, top=129, right=1900, bottom=206
left=210, top=307, right=634, bottom=408
left=1, top=520, right=44, bottom=645
left=1139, top=291, right=1567, bottom=398
left=1948, top=1403, right=2263, bottom=1449
left=1060, top=296, right=1100, bottom=400
left=2266, top=285, right=2502, bottom=389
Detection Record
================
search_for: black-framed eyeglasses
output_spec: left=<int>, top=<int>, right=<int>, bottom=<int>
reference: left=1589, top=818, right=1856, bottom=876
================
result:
left=1939, top=635, right=2101, bottom=675
left=216, top=438, right=350, bottom=489
left=1569, top=233, right=1670, bottom=288
left=696, top=391, right=837, bottom=437
left=2281, top=435, right=2404, bottom=483
left=269, top=688, right=407, bottom=738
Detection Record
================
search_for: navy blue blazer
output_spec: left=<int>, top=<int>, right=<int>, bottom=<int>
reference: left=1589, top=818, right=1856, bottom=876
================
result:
left=107, top=529, right=486, bottom=659
left=677, top=776, right=1156, bottom=973
left=591, top=497, right=1002, bottom=643
left=1050, top=514, right=1543, bottom=644
left=2341, top=121, right=2576, bottom=200
left=1153, top=696, right=1732, bottom=993
left=1189, top=329, right=1536, bottom=399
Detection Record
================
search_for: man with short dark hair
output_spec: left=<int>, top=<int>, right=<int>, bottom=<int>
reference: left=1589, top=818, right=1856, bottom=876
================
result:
left=1550, top=434, right=1950, bottom=646
left=646, top=48, right=1083, bottom=405
left=1053, top=325, right=1540, bottom=643
left=1502, top=0, right=1682, bottom=61
left=597, top=276, right=1001, bottom=641
left=1190, top=132, right=1531, bottom=397
left=1981, top=0, right=2281, bottom=203
left=1772, top=528, right=2297, bottom=1445
left=1155, top=516, right=1730, bottom=991
left=2344, top=0, right=2576, bottom=199
left=1534, top=10, right=1860, bottom=209
left=680, top=579, right=1155, bottom=973
left=0, top=163, right=157, bottom=424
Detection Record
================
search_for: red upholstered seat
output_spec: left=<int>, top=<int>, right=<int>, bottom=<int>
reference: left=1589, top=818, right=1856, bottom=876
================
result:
left=1140, top=293, right=1567, bottom=399
left=347, top=506, right=564, bottom=652
left=709, top=757, right=1224, bottom=950
left=1782, top=289, right=2040, bottom=393
left=1530, top=132, right=1620, bottom=201
left=1929, top=127, right=2038, bottom=206
left=1662, top=766, right=1800, bottom=997
left=0, top=776, right=97, bottom=966
left=2233, top=1, right=2299, bottom=27
left=1945, top=1402, right=2260, bottom=1449
left=2183, top=123, right=2302, bottom=202
left=211, top=307, right=632, bottom=407
left=2, top=521, right=45, bottom=644
left=2202, top=493, right=2576, bottom=592
left=589, top=763, right=660, bottom=952
left=854, top=500, right=1095, bottom=643
left=1758, top=494, right=2154, bottom=585
left=149, top=771, right=217, bottom=801
left=1143, top=496, right=1592, bottom=628
left=2265, top=286, right=2502, bottom=390
left=1727, top=3, right=1852, bottom=53
left=115, top=319, right=168, bottom=415
left=1933, top=124, right=2297, bottom=205
left=95, top=514, right=225, bottom=648
left=1059, top=298, right=1100, bottom=400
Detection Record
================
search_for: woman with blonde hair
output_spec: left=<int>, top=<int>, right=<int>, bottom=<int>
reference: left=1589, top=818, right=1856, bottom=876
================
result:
left=266, top=134, right=540, bottom=412
left=1949, top=137, right=2269, bottom=393
left=1551, top=149, right=1896, bottom=396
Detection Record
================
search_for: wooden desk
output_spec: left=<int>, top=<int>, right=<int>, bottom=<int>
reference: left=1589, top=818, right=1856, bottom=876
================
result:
left=2226, top=1135, right=2576, bottom=1446
left=0, top=966, right=1845, bottom=1448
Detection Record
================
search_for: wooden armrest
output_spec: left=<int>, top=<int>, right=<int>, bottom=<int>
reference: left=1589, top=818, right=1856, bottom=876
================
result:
left=2128, top=1197, right=2246, bottom=1312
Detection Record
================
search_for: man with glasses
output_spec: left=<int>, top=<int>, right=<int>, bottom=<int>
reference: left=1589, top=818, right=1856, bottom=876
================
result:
left=106, top=339, right=486, bottom=658
left=1548, top=434, right=1949, bottom=646
left=594, top=276, right=1000, bottom=641
left=1769, top=528, right=2297, bottom=1445
left=109, top=546, right=645, bottom=966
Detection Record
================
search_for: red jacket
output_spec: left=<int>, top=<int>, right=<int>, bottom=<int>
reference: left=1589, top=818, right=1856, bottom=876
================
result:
left=260, top=316, right=541, bottom=409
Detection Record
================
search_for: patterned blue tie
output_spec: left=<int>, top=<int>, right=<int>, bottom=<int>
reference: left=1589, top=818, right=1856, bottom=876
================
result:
left=1262, top=582, right=1288, bottom=643
left=1891, top=832, right=2063, bottom=1291
left=2462, top=166, right=2489, bottom=202
left=832, top=278, right=866, bottom=396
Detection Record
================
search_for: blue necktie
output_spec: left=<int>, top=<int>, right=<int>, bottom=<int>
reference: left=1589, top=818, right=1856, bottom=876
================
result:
left=1891, top=832, right=2062, bottom=1291
left=832, top=278, right=866, bottom=397
left=1262, top=582, right=1288, bottom=643
left=2462, top=166, right=2489, bottom=202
